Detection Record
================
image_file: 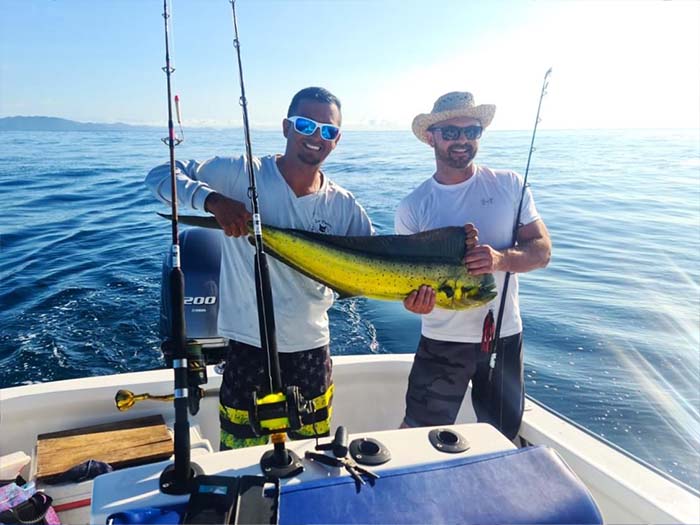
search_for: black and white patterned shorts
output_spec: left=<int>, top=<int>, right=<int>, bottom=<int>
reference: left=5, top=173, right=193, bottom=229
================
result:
left=219, top=340, right=333, bottom=449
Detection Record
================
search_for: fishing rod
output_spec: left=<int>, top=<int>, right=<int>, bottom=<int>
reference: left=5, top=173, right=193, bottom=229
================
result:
left=229, top=0, right=280, bottom=395
left=157, top=0, right=199, bottom=495
left=228, top=0, right=310, bottom=478
left=489, top=68, right=552, bottom=424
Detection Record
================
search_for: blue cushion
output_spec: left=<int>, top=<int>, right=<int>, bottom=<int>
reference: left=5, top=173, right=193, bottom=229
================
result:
left=106, top=503, right=185, bottom=524
left=279, top=445, right=603, bottom=524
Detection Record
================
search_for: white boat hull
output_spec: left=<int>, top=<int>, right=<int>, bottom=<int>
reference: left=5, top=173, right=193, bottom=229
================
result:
left=1, top=354, right=697, bottom=524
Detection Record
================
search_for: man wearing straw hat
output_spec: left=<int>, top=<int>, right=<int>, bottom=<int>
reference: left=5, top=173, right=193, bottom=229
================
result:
left=396, top=92, right=551, bottom=439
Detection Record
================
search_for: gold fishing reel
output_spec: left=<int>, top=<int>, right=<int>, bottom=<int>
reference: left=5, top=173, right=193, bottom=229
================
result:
left=115, top=389, right=174, bottom=411
left=115, top=387, right=217, bottom=413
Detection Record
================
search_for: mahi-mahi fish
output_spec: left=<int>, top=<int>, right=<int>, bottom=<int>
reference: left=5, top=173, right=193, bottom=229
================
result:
left=162, top=214, right=498, bottom=310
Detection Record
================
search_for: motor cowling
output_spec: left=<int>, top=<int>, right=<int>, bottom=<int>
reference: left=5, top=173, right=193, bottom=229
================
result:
left=160, top=227, right=228, bottom=364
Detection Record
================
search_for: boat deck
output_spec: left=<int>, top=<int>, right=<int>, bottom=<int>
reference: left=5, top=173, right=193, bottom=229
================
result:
left=1, top=355, right=698, bottom=524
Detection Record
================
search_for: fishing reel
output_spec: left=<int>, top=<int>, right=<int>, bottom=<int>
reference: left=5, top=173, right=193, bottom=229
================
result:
left=249, top=386, right=315, bottom=479
left=249, top=386, right=314, bottom=436
left=162, top=340, right=208, bottom=415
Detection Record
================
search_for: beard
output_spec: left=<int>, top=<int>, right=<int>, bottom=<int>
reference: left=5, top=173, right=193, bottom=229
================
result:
left=297, top=151, right=323, bottom=166
left=436, top=143, right=476, bottom=169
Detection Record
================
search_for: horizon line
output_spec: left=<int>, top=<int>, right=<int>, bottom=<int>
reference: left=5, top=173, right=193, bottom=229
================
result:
left=1, top=115, right=698, bottom=133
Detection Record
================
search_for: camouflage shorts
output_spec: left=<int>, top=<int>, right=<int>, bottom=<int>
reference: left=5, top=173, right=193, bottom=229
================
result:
left=219, top=340, right=333, bottom=450
left=404, top=334, right=524, bottom=439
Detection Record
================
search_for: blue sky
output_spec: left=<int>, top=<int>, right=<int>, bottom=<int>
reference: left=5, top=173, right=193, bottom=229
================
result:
left=1, top=0, right=698, bottom=130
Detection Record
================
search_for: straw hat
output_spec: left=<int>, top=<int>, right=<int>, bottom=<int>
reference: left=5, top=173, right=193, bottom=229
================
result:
left=412, top=92, right=496, bottom=144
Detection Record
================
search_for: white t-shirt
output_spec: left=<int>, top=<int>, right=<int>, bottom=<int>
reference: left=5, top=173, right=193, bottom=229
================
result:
left=395, top=165, right=539, bottom=343
left=146, top=155, right=373, bottom=352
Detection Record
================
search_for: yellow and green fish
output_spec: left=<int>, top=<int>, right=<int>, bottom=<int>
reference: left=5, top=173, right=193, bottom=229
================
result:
left=167, top=214, right=497, bottom=310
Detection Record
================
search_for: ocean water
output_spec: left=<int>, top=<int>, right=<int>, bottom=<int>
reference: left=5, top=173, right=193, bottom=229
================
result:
left=1, top=128, right=698, bottom=488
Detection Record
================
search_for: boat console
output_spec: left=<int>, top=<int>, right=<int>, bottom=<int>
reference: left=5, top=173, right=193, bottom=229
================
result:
left=93, top=423, right=602, bottom=524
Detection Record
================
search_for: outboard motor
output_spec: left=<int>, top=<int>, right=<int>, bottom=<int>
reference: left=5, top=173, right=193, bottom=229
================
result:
left=160, top=227, right=228, bottom=365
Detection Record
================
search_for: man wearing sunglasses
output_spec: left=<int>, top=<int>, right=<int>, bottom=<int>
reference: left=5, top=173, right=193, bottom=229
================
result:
left=146, top=87, right=373, bottom=450
left=395, top=91, right=551, bottom=440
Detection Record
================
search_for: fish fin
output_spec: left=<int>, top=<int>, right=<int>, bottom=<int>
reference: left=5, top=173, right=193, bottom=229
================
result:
left=282, top=226, right=467, bottom=264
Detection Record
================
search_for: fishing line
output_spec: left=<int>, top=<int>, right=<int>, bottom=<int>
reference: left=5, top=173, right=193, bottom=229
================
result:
left=490, top=68, right=552, bottom=432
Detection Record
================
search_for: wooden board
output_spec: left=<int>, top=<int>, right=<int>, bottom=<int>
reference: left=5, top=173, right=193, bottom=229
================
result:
left=36, top=415, right=173, bottom=480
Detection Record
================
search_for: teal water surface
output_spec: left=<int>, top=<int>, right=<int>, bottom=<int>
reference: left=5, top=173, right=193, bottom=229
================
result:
left=0, top=128, right=698, bottom=488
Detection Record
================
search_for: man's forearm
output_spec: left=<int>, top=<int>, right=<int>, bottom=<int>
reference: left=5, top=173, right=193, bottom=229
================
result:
left=204, top=192, right=223, bottom=214
left=502, top=237, right=551, bottom=273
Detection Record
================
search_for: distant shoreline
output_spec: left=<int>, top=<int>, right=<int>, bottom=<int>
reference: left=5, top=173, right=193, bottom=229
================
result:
left=0, top=116, right=159, bottom=132
left=0, top=116, right=249, bottom=132
left=1, top=116, right=696, bottom=133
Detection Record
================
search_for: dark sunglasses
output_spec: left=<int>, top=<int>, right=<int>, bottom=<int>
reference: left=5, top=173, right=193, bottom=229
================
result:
left=287, top=116, right=341, bottom=141
left=429, top=125, right=483, bottom=141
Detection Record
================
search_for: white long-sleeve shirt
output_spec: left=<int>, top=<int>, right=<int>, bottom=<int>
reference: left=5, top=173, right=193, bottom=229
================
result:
left=146, top=154, right=373, bottom=352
